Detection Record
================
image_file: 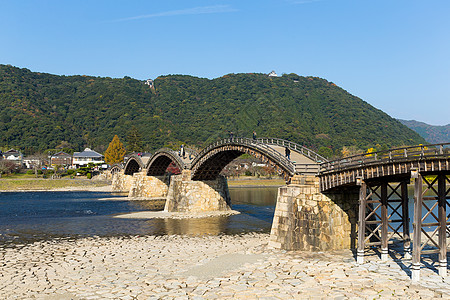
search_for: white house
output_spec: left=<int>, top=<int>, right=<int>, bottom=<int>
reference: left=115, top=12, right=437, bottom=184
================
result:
left=2, top=149, right=23, bottom=162
left=72, top=148, right=104, bottom=167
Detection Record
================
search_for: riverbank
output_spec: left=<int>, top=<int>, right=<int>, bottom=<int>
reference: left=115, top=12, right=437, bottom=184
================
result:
left=115, top=210, right=241, bottom=219
left=0, top=176, right=282, bottom=192
left=227, top=177, right=285, bottom=187
left=0, top=178, right=111, bottom=192
left=1, top=234, right=448, bottom=299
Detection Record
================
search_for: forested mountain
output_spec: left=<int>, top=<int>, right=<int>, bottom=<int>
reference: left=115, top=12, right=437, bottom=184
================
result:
left=398, top=119, right=450, bottom=144
left=0, top=64, right=424, bottom=157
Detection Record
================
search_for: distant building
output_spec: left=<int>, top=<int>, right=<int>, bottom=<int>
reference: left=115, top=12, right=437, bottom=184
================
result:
left=72, top=148, right=104, bottom=167
left=23, top=157, right=45, bottom=169
left=51, top=151, right=73, bottom=166
left=2, top=149, right=23, bottom=161
left=145, top=79, right=154, bottom=88
left=268, top=70, right=278, bottom=77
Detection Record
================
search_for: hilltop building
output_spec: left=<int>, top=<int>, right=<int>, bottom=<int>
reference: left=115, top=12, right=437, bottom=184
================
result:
left=145, top=79, right=154, bottom=88
left=268, top=70, right=278, bottom=77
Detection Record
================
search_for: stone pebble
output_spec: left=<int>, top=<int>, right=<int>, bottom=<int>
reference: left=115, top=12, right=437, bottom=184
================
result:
left=0, top=233, right=448, bottom=299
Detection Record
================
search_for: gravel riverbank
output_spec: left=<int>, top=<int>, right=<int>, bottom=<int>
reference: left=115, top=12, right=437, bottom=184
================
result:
left=1, top=233, right=449, bottom=299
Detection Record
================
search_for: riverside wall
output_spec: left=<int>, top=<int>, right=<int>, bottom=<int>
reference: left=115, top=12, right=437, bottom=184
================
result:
left=269, top=176, right=358, bottom=251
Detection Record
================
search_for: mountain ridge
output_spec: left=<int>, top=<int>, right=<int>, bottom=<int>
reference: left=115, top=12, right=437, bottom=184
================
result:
left=397, top=119, right=449, bottom=144
left=0, top=64, right=425, bottom=156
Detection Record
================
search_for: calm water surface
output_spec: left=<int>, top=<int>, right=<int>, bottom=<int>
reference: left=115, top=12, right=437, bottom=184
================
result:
left=0, top=187, right=278, bottom=246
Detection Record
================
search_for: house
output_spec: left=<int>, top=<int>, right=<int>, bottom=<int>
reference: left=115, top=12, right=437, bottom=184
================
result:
left=23, top=157, right=46, bottom=169
left=72, top=148, right=104, bottom=167
left=2, top=149, right=23, bottom=162
left=268, top=70, right=278, bottom=77
left=51, top=151, right=72, bottom=166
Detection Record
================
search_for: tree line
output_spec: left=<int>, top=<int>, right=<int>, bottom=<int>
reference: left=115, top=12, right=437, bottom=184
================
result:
left=0, top=65, right=425, bottom=159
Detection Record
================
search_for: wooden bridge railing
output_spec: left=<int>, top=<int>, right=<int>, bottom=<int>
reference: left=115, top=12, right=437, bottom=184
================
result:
left=320, top=143, right=450, bottom=174
left=193, top=137, right=296, bottom=175
left=257, top=137, right=327, bottom=163
left=152, top=148, right=186, bottom=169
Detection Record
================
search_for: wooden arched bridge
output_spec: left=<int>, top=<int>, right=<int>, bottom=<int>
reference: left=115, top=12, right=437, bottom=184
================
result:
left=122, top=137, right=326, bottom=180
left=317, top=143, right=450, bottom=281
left=116, top=139, right=450, bottom=281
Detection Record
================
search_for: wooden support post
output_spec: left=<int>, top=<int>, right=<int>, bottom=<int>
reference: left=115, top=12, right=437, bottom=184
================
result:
left=401, top=181, right=411, bottom=259
left=381, top=182, right=389, bottom=261
left=357, top=181, right=367, bottom=264
left=412, top=173, right=422, bottom=282
left=438, top=174, right=447, bottom=277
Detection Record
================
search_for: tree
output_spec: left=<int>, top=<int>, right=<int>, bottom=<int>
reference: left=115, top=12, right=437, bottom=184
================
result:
left=318, top=146, right=333, bottom=159
left=0, top=160, right=19, bottom=177
left=104, top=135, right=126, bottom=165
left=126, top=126, right=143, bottom=153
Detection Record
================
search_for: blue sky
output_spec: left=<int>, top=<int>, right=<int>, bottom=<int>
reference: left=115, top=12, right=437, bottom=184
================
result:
left=1, top=0, right=449, bottom=125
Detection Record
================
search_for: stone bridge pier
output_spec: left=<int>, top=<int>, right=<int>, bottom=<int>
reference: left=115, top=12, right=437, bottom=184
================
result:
left=164, top=170, right=231, bottom=212
left=111, top=172, right=134, bottom=193
left=128, top=171, right=169, bottom=199
left=269, top=175, right=359, bottom=251
left=112, top=171, right=169, bottom=199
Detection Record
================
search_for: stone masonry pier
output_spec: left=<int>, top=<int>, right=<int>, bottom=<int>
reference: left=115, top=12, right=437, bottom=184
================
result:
left=111, top=173, right=134, bottom=193
left=128, top=172, right=169, bottom=199
left=164, top=170, right=231, bottom=212
left=269, top=175, right=358, bottom=251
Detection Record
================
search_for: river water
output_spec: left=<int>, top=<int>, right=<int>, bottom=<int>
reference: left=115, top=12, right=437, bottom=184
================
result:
left=0, top=187, right=278, bottom=246
left=0, top=186, right=440, bottom=247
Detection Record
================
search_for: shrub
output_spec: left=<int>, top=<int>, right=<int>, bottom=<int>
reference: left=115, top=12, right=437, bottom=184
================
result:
left=86, top=173, right=92, bottom=179
left=26, top=170, right=34, bottom=175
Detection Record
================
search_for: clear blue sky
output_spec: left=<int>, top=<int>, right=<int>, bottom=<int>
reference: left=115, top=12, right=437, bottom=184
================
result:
left=1, top=0, right=449, bottom=125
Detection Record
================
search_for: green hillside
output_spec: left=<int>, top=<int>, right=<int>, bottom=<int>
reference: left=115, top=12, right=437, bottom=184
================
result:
left=0, top=64, right=424, bottom=156
left=398, top=119, right=449, bottom=144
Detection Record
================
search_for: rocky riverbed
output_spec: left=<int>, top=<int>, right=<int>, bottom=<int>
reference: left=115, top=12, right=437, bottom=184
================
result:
left=1, top=233, right=449, bottom=299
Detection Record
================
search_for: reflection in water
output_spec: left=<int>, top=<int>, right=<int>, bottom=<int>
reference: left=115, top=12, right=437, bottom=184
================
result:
left=230, top=187, right=278, bottom=206
left=0, top=187, right=278, bottom=246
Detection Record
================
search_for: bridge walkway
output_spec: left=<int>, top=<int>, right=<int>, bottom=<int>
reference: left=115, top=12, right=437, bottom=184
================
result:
left=256, top=138, right=325, bottom=175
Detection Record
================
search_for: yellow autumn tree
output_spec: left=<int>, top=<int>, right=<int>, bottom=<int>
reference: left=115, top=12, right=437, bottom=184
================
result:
left=366, top=147, right=376, bottom=157
left=104, top=135, right=126, bottom=165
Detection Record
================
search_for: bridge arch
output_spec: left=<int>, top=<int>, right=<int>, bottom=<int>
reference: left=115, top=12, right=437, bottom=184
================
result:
left=110, top=164, right=123, bottom=175
left=190, top=138, right=295, bottom=181
left=123, top=155, right=144, bottom=175
left=146, top=148, right=184, bottom=176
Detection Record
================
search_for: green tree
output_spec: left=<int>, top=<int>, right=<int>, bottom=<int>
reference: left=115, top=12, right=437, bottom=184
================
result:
left=318, top=146, right=333, bottom=159
left=104, top=135, right=126, bottom=164
left=126, top=126, right=143, bottom=153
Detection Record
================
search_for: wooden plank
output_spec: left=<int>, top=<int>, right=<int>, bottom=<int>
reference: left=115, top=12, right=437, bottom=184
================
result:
left=412, top=174, right=423, bottom=281
left=402, top=181, right=411, bottom=257
left=438, top=174, right=447, bottom=277
left=381, top=182, right=389, bottom=261
left=357, top=181, right=367, bottom=264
